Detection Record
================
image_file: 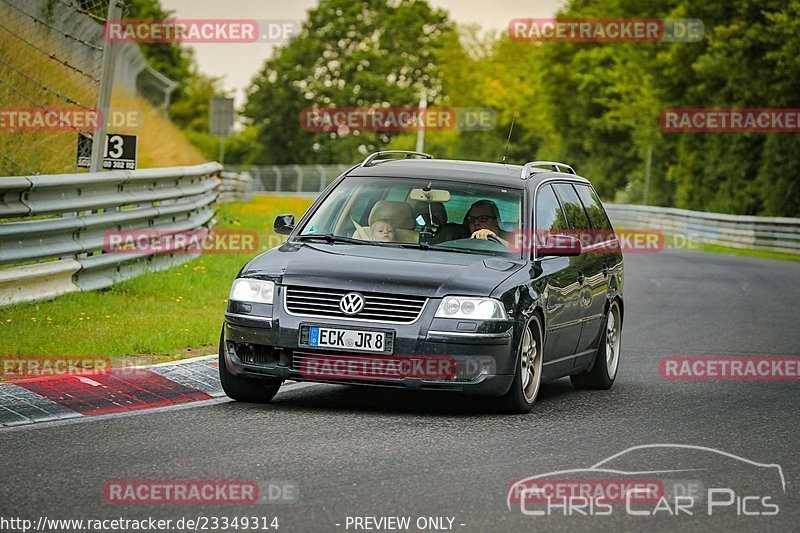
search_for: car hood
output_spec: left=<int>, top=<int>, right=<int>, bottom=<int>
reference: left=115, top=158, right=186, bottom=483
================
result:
left=242, top=242, right=525, bottom=298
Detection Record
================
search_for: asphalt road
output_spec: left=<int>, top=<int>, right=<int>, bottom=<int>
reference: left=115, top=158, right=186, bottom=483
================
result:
left=1, top=249, right=799, bottom=533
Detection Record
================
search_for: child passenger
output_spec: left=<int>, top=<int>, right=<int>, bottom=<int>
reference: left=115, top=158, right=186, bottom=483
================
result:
left=370, top=219, right=396, bottom=242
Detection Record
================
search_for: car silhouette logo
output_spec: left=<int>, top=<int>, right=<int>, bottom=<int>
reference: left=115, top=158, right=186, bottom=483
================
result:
left=506, top=443, right=787, bottom=511
left=339, top=293, right=365, bottom=315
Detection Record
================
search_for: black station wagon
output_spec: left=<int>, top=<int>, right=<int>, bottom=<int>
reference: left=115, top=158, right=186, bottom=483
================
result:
left=220, top=151, right=624, bottom=412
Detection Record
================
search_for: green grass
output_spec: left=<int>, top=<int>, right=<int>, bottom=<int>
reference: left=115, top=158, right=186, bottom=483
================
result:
left=661, top=234, right=800, bottom=263
left=695, top=243, right=800, bottom=263
left=0, top=195, right=314, bottom=362
left=0, top=16, right=205, bottom=176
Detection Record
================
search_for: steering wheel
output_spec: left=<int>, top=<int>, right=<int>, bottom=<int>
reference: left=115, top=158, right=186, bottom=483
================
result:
left=469, top=230, right=503, bottom=245
left=439, top=237, right=507, bottom=252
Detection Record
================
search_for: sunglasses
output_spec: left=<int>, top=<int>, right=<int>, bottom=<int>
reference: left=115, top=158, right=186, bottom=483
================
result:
left=466, top=215, right=497, bottom=224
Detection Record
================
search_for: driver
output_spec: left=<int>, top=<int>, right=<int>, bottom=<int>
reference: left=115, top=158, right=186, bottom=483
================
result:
left=467, top=200, right=511, bottom=247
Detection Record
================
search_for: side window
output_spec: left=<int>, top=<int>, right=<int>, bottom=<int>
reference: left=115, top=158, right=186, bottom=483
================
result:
left=553, top=183, right=591, bottom=231
left=574, top=184, right=613, bottom=232
left=535, top=184, right=568, bottom=233
left=338, top=186, right=383, bottom=235
left=494, top=196, right=521, bottom=230
left=349, top=191, right=377, bottom=225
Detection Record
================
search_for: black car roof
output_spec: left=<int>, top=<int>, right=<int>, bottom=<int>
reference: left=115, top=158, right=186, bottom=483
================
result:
left=345, top=158, right=590, bottom=188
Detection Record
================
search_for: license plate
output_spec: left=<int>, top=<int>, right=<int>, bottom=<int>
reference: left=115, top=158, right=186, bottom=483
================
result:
left=307, top=326, right=389, bottom=353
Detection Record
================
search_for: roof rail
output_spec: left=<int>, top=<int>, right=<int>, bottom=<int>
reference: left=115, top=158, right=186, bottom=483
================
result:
left=361, top=150, right=433, bottom=167
left=520, top=160, right=576, bottom=179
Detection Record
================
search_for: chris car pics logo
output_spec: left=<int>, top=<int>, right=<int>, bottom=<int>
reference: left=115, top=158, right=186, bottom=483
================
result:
left=508, top=444, right=785, bottom=518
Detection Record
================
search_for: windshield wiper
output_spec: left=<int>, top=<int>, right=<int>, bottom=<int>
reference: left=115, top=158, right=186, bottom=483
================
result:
left=294, top=234, right=372, bottom=245
left=386, top=242, right=500, bottom=256
left=296, top=234, right=502, bottom=256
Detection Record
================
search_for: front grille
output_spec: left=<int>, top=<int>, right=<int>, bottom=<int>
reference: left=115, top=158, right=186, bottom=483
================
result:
left=284, top=286, right=426, bottom=324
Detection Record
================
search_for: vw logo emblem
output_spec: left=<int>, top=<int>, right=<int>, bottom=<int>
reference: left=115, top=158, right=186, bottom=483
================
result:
left=339, top=292, right=365, bottom=315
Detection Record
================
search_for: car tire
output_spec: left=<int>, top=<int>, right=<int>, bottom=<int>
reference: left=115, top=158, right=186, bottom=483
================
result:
left=218, top=328, right=282, bottom=403
left=571, top=299, right=622, bottom=390
left=497, top=316, right=543, bottom=414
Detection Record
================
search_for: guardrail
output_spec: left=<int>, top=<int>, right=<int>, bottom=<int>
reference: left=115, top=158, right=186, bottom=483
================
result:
left=219, top=171, right=254, bottom=203
left=0, top=163, right=252, bottom=306
left=605, top=204, right=800, bottom=255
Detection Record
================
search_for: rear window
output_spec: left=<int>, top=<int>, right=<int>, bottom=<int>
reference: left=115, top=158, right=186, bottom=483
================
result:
left=553, top=183, right=591, bottom=231
left=574, top=184, right=613, bottom=231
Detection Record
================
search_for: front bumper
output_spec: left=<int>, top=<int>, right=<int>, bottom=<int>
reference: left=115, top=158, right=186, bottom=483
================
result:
left=222, top=291, right=518, bottom=397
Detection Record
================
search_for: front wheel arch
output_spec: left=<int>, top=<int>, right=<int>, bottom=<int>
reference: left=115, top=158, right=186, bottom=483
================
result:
left=571, top=299, right=622, bottom=390
left=509, top=304, right=546, bottom=373
left=497, top=313, right=544, bottom=413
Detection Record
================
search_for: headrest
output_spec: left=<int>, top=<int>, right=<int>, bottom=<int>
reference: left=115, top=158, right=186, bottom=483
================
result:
left=368, top=201, right=416, bottom=230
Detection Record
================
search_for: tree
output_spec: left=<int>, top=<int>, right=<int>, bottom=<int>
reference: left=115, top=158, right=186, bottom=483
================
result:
left=169, top=71, right=226, bottom=133
left=237, top=0, right=800, bottom=216
left=243, top=0, right=453, bottom=164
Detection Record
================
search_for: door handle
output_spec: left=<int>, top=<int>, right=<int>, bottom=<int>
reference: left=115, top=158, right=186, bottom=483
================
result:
left=577, top=271, right=586, bottom=285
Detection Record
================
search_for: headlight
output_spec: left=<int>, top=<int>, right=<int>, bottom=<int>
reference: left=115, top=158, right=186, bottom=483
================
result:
left=229, top=278, right=275, bottom=304
left=435, top=297, right=507, bottom=320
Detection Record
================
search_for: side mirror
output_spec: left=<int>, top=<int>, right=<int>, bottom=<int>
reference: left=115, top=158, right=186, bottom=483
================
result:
left=273, top=214, right=296, bottom=235
left=537, top=234, right=582, bottom=257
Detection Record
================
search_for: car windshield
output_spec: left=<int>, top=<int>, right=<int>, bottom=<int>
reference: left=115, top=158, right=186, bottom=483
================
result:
left=296, top=176, right=522, bottom=257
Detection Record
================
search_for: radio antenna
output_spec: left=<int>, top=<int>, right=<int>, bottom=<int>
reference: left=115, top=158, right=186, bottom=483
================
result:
left=501, top=112, right=517, bottom=164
